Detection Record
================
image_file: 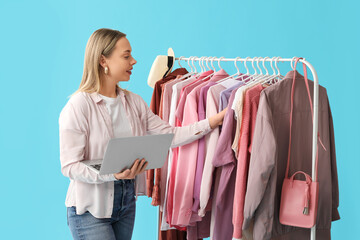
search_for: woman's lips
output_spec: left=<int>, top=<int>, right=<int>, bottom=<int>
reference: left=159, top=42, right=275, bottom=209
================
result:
left=126, top=70, right=132, bottom=75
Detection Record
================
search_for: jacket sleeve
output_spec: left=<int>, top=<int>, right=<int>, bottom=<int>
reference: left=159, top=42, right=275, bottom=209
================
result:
left=59, top=101, right=117, bottom=184
left=328, top=97, right=340, bottom=221
left=242, top=91, right=276, bottom=230
left=140, top=96, right=213, bottom=148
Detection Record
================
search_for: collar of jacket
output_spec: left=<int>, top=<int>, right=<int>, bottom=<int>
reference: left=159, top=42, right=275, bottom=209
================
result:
left=165, top=67, right=188, bottom=80
left=284, top=69, right=303, bottom=80
left=213, top=68, right=228, bottom=77
left=89, top=87, right=126, bottom=104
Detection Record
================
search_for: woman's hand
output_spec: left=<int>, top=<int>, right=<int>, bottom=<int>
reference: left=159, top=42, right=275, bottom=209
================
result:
left=113, top=158, right=148, bottom=180
left=209, top=107, right=228, bottom=129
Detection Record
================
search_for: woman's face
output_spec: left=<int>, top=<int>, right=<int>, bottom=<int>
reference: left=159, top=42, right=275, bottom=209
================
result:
left=101, top=37, right=137, bottom=83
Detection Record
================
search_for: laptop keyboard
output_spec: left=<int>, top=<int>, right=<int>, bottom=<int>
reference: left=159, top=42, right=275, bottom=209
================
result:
left=91, top=164, right=102, bottom=171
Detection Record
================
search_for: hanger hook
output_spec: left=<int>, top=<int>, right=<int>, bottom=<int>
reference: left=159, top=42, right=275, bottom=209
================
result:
left=202, top=56, right=207, bottom=71
left=263, top=57, right=269, bottom=75
left=251, top=57, right=258, bottom=75
left=244, top=57, right=250, bottom=75
left=205, top=57, right=211, bottom=70
left=291, top=56, right=297, bottom=69
left=210, top=56, right=217, bottom=71
left=198, top=57, right=203, bottom=72
left=257, top=57, right=263, bottom=75
left=202, top=56, right=206, bottom=72
left=275, top=57, right=281, bottom=75
left=178, top=56, right=184, bottom=68
left=234, top=57, right=241, bottom=74
left=192, top=56, right=198, bottom=73
left=270, top=57, right=276, bottom=76
left=218, top=56, right=224, bottom=70
left=187, top=57, right=193, bottom=72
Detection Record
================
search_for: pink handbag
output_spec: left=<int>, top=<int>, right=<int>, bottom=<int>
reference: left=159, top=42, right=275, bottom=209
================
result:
left=279, top=57, right=320, bottom=228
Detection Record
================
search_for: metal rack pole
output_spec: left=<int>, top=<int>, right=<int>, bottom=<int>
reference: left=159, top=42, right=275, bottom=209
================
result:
left=175, top=56, right=319, bottom=240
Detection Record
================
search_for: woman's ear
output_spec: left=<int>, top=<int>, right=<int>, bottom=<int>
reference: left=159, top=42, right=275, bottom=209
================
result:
left=99, top=54, right=107, bottom=68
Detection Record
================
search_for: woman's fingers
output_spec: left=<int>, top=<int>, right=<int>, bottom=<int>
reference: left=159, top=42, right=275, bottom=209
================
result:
left=117, top=169, right=131, bottom=179
left=134, top=158, right=146, bottom=175
left=115, top=158, right=147, bottom=180
left=139, top=160, right=148, bottom=173
left=130, top=158, right=140, bottom=172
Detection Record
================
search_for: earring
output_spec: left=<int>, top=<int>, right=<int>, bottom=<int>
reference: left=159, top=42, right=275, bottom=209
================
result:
left=104, top=66, right=108, bottom=75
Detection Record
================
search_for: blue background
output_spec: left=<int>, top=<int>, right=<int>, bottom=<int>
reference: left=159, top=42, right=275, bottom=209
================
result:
left=0, top=0, right=358, bottom=239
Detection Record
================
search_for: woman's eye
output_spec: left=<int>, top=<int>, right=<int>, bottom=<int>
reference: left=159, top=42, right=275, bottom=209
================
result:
left=125, top=56, right=130, bottom=59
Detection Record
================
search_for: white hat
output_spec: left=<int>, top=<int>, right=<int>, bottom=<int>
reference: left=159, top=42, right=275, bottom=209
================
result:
left=147, top=48, right=175, bottom=88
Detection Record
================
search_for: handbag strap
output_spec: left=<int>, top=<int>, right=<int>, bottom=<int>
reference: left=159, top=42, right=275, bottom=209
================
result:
left=285, top=57, right=323, bottom=181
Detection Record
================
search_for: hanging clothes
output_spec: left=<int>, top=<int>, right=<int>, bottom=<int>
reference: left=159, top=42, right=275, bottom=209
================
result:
left=172, top=70, right=214, bottom=227
left=211, top=86, right=241, bottom=240
left=242, top=70, right=340, bottom=240
left=148, top=67, right=189, bottom=204
left=148, top=68, right=210, bottom=240
left=232, top=83, right=266, bottom=239
left=197, top=70, right=231, bottom=217
left=162, top=76, right=196, bottom=232
left=166, top=74, right=200, bottom=230
left=146, top=60, right=339, bottom=240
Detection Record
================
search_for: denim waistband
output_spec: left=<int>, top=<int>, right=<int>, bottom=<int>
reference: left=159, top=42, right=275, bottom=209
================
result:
left=115, top=179, right=135, bottom=184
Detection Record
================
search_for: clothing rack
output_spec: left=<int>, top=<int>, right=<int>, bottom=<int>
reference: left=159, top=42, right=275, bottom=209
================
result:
left=174, top=56, right=319, bottom=240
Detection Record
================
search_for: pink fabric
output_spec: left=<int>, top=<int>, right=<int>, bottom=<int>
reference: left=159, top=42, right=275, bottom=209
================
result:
left=159, top=77, right=184, bottom=212
left=232, top=84, right=265, bottom=238
left=175, top=70, right=214, bottom=123
left=172, top=87, right=202, bottom=226
left=171, top=71, right=214, bottom=227
left=164, top=77, right=196, bottom=230
left=166, top=76, right=198, bottom=228
left=162, top=77, right=183, bottom=123
left=198, top=83, right=228, bottom=217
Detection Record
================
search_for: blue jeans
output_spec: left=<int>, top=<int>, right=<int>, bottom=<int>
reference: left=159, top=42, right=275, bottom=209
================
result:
left=67, top=179, right=136, bottom=240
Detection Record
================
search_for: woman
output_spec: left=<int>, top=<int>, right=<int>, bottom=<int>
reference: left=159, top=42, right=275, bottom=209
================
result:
left=59, top=28, right=227, bottom=240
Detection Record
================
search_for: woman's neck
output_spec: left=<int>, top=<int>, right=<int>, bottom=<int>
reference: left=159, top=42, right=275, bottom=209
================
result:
left=99, top=76, right=117, bottom=98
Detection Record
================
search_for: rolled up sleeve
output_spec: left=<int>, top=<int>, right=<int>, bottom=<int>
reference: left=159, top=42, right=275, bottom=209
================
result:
left=141, top=97, right=213, bottom=148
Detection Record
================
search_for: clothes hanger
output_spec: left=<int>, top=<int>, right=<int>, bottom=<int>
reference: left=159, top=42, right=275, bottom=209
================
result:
left=193, top=56, right=218, bottom=82
left=191, top=56, right=202, bottom=78
left=238, top=57, right=253, bottom=83
left=267, top=56, right=279, bottom=84
left=199, top=56, right=205, bottom=73
left=214, top=57, right=244, bottom=84
left=259, top=57, right=277, bottom=85
left=201, top=56, right=216, bottom=78
left=242, top=57, right=273, bottom=89
left=174, top=56, right=195, bottom=81
left=238, top=57, right=262, bottom=86
left=266, top=56, right=286, bottom=84
left=274, top=56, right=285, bottom=81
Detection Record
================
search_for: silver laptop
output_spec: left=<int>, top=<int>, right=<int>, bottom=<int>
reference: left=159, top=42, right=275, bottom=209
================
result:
left=82, top=133, right=174, bottom=175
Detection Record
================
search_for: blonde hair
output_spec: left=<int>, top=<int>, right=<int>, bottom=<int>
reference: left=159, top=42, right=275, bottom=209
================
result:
left=70, top=28, right=129, bottom=98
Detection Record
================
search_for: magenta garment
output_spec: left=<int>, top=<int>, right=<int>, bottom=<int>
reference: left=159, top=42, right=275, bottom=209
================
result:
left=171, top=70, right=214, bottom=227
left=232, top=84, right=265, bottom=239
left=175, top=70, right=214, bottom=123
left=211, top=86, right=241, bottom=240
left=192, top=69, right=229, bottom=213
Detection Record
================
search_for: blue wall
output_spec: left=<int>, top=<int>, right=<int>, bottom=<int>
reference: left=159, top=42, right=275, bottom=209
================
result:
left=0, top=0, right=358, bottom=239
